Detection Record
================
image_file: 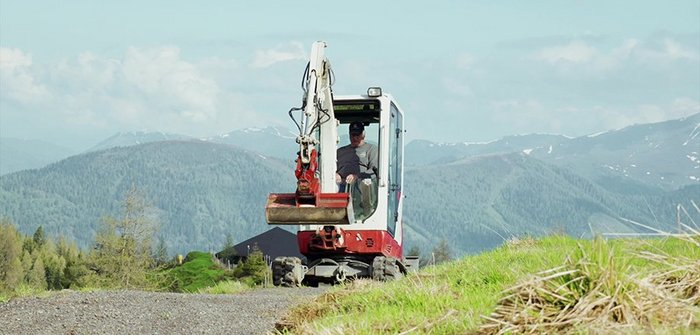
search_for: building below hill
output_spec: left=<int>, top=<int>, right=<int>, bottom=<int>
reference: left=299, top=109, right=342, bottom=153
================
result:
left=215, top=227, right=303, bottom=265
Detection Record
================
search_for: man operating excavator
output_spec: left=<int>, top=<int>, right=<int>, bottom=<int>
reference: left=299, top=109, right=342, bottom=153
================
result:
left=265, top=42, right=418, bottom=286
left=335, top=121, right=379, bottom=219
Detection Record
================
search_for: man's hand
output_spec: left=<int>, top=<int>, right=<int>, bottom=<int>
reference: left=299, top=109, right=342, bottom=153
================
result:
left=336, top=173, right=356, bottom=184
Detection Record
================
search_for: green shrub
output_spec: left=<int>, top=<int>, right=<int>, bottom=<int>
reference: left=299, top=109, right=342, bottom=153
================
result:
left=159, top=251, right=226, bottom=292
left=232, top=249, right=270, bottom=286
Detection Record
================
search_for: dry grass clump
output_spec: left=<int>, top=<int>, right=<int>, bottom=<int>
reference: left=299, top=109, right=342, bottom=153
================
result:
left=640, top=237, right=699, bottom=308
left=505, top=235, right=539, bottom=250
left=480, top=234, right=700, bottom=335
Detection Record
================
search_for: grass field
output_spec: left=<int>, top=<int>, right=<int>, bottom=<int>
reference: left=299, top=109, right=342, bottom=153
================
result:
left=279, top=234, right=700, bottom=334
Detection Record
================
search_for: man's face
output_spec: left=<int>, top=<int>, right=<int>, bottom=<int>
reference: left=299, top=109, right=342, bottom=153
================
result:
left=350, top=132, right=364, bottom=147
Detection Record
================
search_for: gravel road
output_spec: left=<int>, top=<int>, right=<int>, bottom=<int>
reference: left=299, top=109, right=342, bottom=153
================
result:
left=0, top=288, right=324, bottom=335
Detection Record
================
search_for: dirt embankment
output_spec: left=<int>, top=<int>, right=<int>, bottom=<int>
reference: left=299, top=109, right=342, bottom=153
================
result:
left=0, top=288, right=323, bottom=335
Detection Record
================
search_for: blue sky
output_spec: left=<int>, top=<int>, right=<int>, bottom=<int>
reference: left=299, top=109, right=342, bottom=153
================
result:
left=1, top=1, right=698, bottom=150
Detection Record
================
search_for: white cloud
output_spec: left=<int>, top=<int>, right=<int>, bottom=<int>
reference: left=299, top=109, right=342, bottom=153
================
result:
left=0, top=48, right=51, bottom=104
left=484, top=97, right=699, bottom=138
left=250, top=42, right=306, bottom=69
left=455, top=53, right=476, bottom=70
left=491, top=99, right=544, bottom=111
left=610, top=39, right=638, bottom=61
left=662, top=39, right=699, bottom=61
left=55, top=51, right=120, bottom=89
left=489, top=99, right=554, bottom=132
left=0, top=48, right=33, bottom=70
left=442, top=77, right=474, bottom=97
left=671, top=97, right=700, bottom=115
left=122, top=46, right=220, bottom=121
left=634, top=38, right=700, bottom=63
left=534, top=38, right=699, bottom=71
left=0, top=46, right=271, bottom=140
left=535, top=40, right=598, bottom=64
left=569, top=99, right=699, bottom=134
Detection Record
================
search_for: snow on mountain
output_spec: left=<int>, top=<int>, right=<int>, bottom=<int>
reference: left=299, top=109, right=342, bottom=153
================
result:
left=205, top=126, right=298, bottom=160
left=684, top=122, right=700, bottom=146
left=406, top=133, right=569, bottom=166
left=406, top=113, right=700, bottom=191
left=532, top=113, right=700, bottom=190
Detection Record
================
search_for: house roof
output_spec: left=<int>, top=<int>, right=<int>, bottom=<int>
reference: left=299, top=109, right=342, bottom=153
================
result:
left=218, top=227, right=302, bottom=260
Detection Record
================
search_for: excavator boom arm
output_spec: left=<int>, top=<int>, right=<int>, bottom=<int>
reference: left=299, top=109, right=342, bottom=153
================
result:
left=265, top=41, right=353, bottom=224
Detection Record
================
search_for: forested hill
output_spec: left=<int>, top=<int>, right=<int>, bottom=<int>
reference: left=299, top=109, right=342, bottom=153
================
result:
left=403, top=153, right=699, bottom=254
left=0, top=140, right=295, bottom=254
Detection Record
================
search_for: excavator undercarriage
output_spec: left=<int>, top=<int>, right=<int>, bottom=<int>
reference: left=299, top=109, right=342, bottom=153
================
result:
left=272, top=255, right=407, bottom=287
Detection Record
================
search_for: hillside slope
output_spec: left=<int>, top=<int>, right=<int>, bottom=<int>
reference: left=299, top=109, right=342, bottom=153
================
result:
left=0, top=140, right=295, bottom=254
left=533, top=112, right=700, bottom=191
left=403, top=153, right=698, bottom=254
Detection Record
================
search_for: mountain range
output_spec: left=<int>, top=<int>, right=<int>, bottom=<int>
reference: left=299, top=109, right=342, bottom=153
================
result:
left=0, top=138, right=76, bottom=175
left=0, top=113, right=698, bottom=256
left=407, top=113, right=699, bottom=191
left=1, top=127, right=301, bottom=176
left=87, top=131, right=194, bottom=152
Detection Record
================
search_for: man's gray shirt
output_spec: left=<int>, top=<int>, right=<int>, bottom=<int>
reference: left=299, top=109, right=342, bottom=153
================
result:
left=336, top=145, right=360, bottom=180
left=337, top=142, right=378, bottom=180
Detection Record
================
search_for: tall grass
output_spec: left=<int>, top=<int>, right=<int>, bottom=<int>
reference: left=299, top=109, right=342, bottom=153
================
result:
left=277, top=234, right=700, bottom=334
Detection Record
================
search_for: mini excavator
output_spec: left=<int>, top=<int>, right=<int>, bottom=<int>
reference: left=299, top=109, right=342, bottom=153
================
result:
left=265, top=41, right=418, bottom=286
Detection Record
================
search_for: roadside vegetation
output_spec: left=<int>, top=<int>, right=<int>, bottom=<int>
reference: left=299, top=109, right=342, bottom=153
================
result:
left=0, top=188, right=270, bottom=302
left=279, top=233, right=699, bottom=334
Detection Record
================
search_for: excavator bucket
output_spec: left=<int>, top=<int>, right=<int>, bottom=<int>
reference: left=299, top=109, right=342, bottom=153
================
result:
left=265, top=192, right=355, bottom=225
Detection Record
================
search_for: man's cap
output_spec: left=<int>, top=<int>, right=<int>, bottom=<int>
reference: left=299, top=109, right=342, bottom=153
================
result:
left=349, top=122, right=364, bottom=135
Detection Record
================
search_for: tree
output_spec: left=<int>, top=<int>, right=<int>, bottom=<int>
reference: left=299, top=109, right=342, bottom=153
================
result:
left=431, top=238, right=452, bottom=265
left=224, top=233, right=234, bottom=250
left=153, top=236, right=169, bottom=266
left=57, top=237, right=88, bottom=288
left=33, top=226, right=46, bottom=248
left=90, top=187, right=158, bottom=288
left=0, top=220, right=24, bottom=291
left=20, top=250, right=32, bottom=278
left=407, top=245, right=421, bottom=257
left=218, top=233, right=237, bottom=263
left=233, top=244, right=269, bottom=285
left=26, top=256, right=47, bottom=289
left=40, top=240, right=67, bottom=290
